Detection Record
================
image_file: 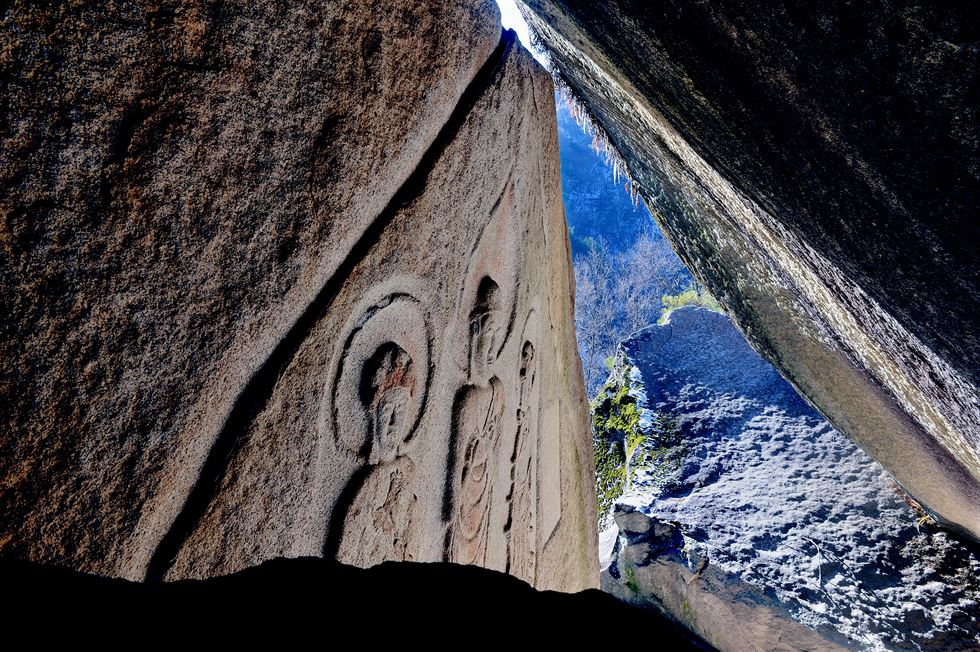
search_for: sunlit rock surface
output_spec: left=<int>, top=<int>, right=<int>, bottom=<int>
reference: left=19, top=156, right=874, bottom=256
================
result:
left=603, top=308, right=980, bottom=651
left=518, top=0, right=980, bottom=539
left=0, top=1, right=596, bottom=589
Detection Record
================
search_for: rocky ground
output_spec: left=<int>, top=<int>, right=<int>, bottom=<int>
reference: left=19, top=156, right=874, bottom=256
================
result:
left=603, top=307, right=980, bottom=651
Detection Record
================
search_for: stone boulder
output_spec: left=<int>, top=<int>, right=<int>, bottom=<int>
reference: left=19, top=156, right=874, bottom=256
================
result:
left=517, top=0, right=980, bottom=539
left=603, top=308, right=980, bottom=651
left=0, top=1, right=597, bottom=589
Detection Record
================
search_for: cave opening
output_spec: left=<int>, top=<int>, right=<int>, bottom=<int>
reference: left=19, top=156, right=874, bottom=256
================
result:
left=496, top=2, right=980, bottom=648
left=2, top=0, right=977, bottom=645
left=495, top=0, right=708, bottom=397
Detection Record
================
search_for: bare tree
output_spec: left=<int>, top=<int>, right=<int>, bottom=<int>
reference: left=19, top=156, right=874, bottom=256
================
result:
left=574, top=237, right=618, bottom=393
left=573, top=227, right=689, bottom=397
left=615, top=228, right=684, bottom=335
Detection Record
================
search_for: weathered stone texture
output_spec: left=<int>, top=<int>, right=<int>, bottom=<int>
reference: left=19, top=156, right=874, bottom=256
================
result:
left=518, top=0, right=980, bottom=539
left=0, top=1, right=597, bottom=589
left=604, top=308, right=980, bottom=651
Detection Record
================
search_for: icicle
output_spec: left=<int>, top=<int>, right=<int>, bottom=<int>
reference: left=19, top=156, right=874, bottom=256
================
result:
left=554, top=75, right=644, bottom=209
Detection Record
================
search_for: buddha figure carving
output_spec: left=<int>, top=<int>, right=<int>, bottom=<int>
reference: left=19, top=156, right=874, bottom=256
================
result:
left=335, top=342, right=419, bottom=567
left=336, top=456, right=418, bottom=567
left=359, top=342, right=416, bottom=465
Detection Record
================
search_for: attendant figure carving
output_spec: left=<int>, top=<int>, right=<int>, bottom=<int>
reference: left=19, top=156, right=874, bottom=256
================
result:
left=468, top=276, right=504, bottom=382
left=445, top=276, right=509, bottom=566
left=505, top=340, right=537, bottom=581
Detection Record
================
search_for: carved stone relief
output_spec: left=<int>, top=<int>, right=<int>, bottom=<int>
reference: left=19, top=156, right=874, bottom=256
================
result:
left=360, top=343, right=416, bottom=465
left=328, top=293, right=430, bottom=463
left=0, top=8, right=599, bottom=589
left=453, top=181, right=519, bottom=380
left=336, top=457, right=419, bottom=566
left=446, top=376, right=506, bottom=566
left=468, top=277, right=506, bottom=382
left=505, top=338, right=538, bottom=582
left=325, top=291, right=430, bottom=567
left=445, top=252, right=516, bottom=567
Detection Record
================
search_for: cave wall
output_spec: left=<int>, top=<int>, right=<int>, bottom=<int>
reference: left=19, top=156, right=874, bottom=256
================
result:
left=0, top=0, right=598, bottom=589
left=518, top=0, right=980, bottom=539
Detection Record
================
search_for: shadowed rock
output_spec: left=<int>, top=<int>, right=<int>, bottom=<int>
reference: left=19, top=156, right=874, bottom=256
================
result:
left=0, top=555, right=712, bottom=648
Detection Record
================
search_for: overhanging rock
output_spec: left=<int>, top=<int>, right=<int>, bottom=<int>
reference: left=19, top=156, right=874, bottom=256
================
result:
left=518, top=0, right=980, bottom=539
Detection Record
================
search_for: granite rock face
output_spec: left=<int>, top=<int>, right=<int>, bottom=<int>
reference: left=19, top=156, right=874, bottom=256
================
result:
left=518, top=0, right=980, bottom=539
left=0, top=1, right=597, bottom=589
left=603, top=308, right=980, bottom=651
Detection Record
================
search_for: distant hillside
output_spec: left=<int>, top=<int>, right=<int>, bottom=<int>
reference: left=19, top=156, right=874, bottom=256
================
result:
left=557, top=97, right=649, bottom=256
left=557, top=96, right=692, bottom=395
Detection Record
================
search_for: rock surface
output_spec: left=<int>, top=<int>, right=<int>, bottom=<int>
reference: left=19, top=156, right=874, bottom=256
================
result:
left=603, top=308, right=980, bottom=651
left=518, top=0, right=980, bottom=539
left=0, top=1, right=597, bottom=589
